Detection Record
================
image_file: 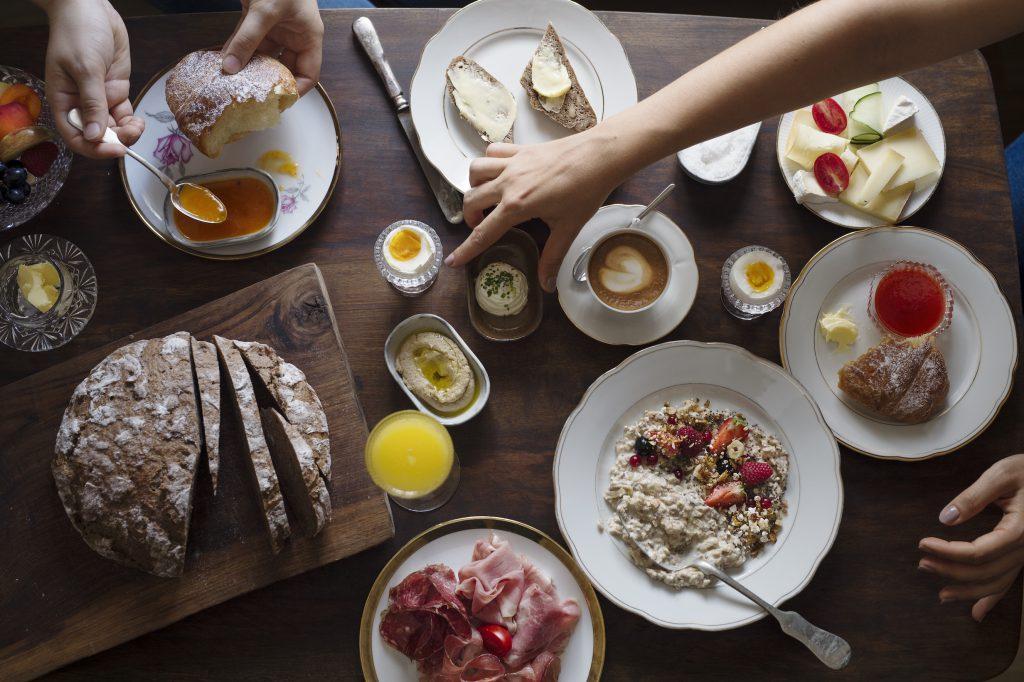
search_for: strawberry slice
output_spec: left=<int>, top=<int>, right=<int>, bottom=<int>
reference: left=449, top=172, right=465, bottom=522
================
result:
left=813, top=152, right=850, bottom=195
left=20, top=141, right=58, bottom=178
left=705, top=481, right=746, bottom=508
left=710, top=416, right=748, bottom=453
left=811, top=97, right=847, bottom=135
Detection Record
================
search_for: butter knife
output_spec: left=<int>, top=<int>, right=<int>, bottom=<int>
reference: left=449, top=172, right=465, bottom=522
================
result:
left=353, top=17, right=464, bottom=224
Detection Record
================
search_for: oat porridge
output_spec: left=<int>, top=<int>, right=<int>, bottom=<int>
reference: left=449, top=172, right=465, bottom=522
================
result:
left=603, top=398, right=789, bottom=588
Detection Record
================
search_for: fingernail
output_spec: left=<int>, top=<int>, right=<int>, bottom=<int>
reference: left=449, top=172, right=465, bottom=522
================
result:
left=544, top=277, right=556, bottom=291
left=84, top=122, right=101, bottom=140
left=940, top=597, right=953, bottom=604
left=444, top=254, right=454, bottom=267
left=939, top=505, right=960, bottom=525
left=222, top=54, right=241, bottom=74
left=918, top=561, right=934, bottom=574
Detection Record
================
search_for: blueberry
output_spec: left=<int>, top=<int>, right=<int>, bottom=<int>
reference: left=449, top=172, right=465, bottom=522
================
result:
left=0, top=161, right=7, bottom=177
left=4, top=165, right=27, bottom=187
left=634, top=436, right=656, bottom=458
left=715, top=456, right=733, bottom=473
left=5, top=185, right=26, bottom=205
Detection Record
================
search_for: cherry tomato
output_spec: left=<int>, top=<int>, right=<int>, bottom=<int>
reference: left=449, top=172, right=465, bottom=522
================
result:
left=479, top=623, right=512, bottom=658
left=811, top=98, right=847, bottom=135
left=813, top=152, right=850, bottom=195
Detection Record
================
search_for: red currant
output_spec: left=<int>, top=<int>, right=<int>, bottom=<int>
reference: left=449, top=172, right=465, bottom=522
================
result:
left=761, top=498, right=773, bottom=509
left=673, top=468, right=684, bottom=480
left=645, top=453, right=658, bottom=466
left=629, top=455, right=641, bottom=468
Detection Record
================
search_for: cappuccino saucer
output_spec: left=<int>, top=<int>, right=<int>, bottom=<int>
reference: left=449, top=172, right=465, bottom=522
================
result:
left=557, top=204, right=698, bottom=345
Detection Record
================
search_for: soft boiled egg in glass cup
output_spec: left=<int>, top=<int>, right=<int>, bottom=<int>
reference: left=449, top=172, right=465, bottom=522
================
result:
left=374, top=220, right=444, bottom=296
left=721, top=245, right=792, bottom=319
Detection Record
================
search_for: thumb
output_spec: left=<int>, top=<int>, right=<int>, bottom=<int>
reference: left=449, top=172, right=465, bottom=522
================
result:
left=940, top=459, right=1019, bottom=526
left=222, top=7, right=274, bottom=74
left=76, top=70, right=110, bottom=142
left=538, top=225, right=578, bottom=293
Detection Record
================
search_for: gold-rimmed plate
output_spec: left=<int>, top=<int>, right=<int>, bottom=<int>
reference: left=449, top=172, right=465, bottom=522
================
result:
left=780, top=226, right=1017, bottom=460
left=119, top=56, right=341, bottom=260
left=359, top=516, right=604, bottom=681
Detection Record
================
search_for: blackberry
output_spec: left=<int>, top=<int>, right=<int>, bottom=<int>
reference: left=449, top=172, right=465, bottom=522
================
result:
left=634, top=436, right=656, bottom=458
left=715, top=456, right=733, bottom=474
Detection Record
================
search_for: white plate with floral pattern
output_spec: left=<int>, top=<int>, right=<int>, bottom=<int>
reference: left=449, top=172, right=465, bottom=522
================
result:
left=554, top=340, right=843, bottom=630
left=119, top=61, right=341, bottom=260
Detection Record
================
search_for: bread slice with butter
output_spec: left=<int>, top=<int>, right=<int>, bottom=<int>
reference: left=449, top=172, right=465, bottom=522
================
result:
left=445, top=56, right=516, bottom=144
left=521, top=24, right=596, bottom=132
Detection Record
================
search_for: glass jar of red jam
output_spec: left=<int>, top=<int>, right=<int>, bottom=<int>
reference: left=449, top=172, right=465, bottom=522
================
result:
left=868, top=261, right=953, bottom=338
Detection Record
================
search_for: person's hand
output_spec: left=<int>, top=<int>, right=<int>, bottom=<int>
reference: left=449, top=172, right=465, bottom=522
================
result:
left=919, top=454, right=1024, bottom=622
left=221, top=0, right=324, bottom=97
left=37, top=0, right=144, bottom=158
left=445, top=130, right=626, bottom=292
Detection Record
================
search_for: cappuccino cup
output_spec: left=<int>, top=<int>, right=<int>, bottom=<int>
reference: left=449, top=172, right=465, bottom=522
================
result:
left=586, top=229, right=670, bottom=313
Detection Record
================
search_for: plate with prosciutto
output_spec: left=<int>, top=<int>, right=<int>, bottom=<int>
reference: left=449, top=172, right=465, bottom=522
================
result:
left=360, top=516, right=604, bottom=681
left=780, top=226, right=1017, bottom=459
left=554, top=340, right=842, bottom=630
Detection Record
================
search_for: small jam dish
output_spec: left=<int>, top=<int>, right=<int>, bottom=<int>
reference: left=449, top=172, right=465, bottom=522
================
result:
left=384, top=314, right=491, bottom=426
left=161, top=167, right=279, bottom=250
left=465, top=228, right=543, bottom=342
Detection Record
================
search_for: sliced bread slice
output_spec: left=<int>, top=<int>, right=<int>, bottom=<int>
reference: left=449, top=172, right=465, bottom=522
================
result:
left=190, top=337, right=221, bottom=493
left=213, top=335, right=291, bottom=553
left=260, top=407, right=331, bottom=538
left=520, top=23, right=597, bottom=132
left=446, top=56, right=516, bottom=144
left=234, top=340, right=331, bottom=486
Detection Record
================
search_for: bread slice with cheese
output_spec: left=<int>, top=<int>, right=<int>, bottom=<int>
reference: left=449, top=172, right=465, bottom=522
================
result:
left=214, top=335, right=291, bottom=553
left=520, top=24, right=596, bottom=132
left=260, top=408, right=331, bottom=538
left=445, top=56, right=516, bottom=144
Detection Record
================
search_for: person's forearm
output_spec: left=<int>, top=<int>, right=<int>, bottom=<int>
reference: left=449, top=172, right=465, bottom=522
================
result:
left=593, top=0, right=1024, bottom=183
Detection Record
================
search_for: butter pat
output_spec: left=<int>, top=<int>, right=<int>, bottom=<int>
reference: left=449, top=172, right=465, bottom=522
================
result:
left=17, top=262, right=60, bottom=313
left=531, top=43, right=571, bottom=100
left=819, top=306, right=858, bottom=349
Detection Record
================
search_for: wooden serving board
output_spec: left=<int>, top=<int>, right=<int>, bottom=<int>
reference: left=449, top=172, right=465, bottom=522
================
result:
left=0, top=263, right=394, bottom=681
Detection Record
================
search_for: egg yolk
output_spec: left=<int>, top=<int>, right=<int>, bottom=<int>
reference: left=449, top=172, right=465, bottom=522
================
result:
left=388, top=229, right=423, bottom=261
left=744, top=261, right=775, bottom=292
left=257, top=150, right=300, bottom=177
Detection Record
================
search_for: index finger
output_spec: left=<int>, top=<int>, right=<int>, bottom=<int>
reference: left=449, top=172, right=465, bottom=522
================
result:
left=445, top=204, right=515, bottom=268
left=920, top=518, right=1024, bottom=565
left=48, top=92, right=125, bottom=159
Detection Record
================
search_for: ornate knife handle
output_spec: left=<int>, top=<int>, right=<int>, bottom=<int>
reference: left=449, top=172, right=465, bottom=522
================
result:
left=352, top=17, right=407, bottom=110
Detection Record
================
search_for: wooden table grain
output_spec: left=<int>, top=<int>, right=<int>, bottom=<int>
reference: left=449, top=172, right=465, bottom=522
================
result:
left=0, top=8, right=1020, bottom=680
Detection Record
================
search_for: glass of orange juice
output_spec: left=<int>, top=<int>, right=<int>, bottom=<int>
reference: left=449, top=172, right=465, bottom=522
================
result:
left=365, top=410, right=460, bottom=512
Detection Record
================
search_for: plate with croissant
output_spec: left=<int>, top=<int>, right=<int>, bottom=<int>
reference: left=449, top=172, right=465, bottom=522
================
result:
left=779, top=226, right=1017, bottom=460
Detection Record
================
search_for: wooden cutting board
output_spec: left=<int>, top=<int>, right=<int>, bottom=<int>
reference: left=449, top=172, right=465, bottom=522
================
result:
left=0, top=263, right=394, bottom=681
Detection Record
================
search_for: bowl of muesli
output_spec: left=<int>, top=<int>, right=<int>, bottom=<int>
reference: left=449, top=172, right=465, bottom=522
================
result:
left=605, top=399, right=790, bottom=589
left=554, top=340, right=842, bottom=630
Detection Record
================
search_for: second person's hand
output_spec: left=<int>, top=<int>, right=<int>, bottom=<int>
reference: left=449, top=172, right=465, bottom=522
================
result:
left=221, top=0, right=325, bottom=97
left=444, top=129, right=626, bottom=292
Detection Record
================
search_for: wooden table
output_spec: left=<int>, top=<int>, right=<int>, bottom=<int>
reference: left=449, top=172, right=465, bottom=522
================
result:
left=1, top=8, right=1020, bottom=680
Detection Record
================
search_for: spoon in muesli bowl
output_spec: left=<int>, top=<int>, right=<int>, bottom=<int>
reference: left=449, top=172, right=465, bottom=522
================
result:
left=619, top=524, right=851, bottom=669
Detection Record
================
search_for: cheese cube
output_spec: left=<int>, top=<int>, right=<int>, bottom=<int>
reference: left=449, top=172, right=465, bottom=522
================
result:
left=857, top=128, right=940, bottom=190
left=785, top=123, right=849, bottom=170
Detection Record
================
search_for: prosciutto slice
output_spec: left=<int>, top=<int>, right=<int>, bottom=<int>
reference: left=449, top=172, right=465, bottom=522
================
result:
left=456, top=535, right=527, bottom=630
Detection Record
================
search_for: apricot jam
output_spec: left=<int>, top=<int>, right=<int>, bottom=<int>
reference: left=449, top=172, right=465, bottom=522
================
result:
left=174, top=177, right=275, bottom=242
left=177, top=183, right=226, bottom=223
left=872, top=263, right=949, bottom=337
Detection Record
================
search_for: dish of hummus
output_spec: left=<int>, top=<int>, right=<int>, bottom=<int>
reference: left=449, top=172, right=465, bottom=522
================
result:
left=475, top=262, right=528, bottom=317
left=395, top=332, right=476, bottom=414
left=604, top=399, right=789, bottom=588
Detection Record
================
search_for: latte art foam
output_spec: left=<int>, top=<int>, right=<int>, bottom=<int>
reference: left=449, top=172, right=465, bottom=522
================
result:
left=598, top=246, right=654, bottom=294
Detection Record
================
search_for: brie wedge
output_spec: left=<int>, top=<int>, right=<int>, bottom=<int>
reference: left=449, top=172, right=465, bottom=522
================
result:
left=881, top=95, right=919, bottom=135
left=792, top=170, right=838, bottom=205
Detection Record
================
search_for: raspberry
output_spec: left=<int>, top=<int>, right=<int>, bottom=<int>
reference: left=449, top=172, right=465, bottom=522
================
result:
left=675, top=426, right=707, bottom=457
left=741, top=461, right=773, bottom=486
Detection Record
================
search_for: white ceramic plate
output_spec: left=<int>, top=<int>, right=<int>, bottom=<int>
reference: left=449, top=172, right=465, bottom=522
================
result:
left=776, top=77, right=945, bottom=229
left=359, top=517, right=604, bottom=681
left=120, top=62, right=341, bottom=260
left=555, top=341, right=842, bottom=630
left=384, top=314, right=491, bottom=426
left=780, top=226, right=1017, bottom=460
left=557, top=204, right=698, bottom=346
left=411, top=0, right=637, bottom=193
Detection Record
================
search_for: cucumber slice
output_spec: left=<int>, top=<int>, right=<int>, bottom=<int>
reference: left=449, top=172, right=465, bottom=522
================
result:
left=851, top=91, right=883, bottom=134
left=850, top=132, right=883, bottom=145
left=841, top=83, right=880, bottom=112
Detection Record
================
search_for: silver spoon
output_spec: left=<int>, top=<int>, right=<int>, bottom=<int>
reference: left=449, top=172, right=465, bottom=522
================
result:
left=67, top=108, right=226, bottom=224
left=619, top=527, right=851, bottom=670
left=572, top=182, right=675, bottom=283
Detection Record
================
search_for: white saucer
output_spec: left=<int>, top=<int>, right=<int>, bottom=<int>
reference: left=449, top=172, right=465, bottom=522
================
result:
left=556, top=204, right=698, bottom=346
left=780, top=226, right=1017, bottom=459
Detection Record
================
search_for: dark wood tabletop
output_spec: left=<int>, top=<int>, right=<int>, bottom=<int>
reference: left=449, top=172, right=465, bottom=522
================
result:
left=1, top=8, right=1021, bottom=680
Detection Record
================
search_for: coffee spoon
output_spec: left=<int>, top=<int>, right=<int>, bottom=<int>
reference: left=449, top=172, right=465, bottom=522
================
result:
left=619, top=526, right=852, bottom=670
left=67, top=108, right=226, bottom=223
left=571, top=183, right=675, bottom=283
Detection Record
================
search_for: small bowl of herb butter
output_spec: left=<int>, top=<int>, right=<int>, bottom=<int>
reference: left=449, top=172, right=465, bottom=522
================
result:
left=465, top=227, right=543, bottom=342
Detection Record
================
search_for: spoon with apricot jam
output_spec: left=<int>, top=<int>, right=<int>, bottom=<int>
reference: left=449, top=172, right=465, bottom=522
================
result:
left=67, top=108, right=226, bottom=223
